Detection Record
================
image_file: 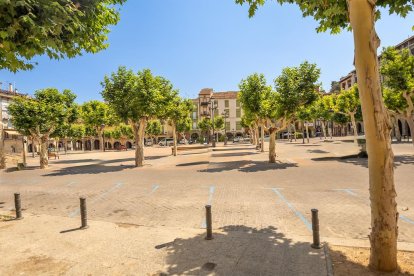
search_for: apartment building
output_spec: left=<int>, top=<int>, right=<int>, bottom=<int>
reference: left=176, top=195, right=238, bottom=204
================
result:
left=337, top=35, right=414, bottom=139
left=188, top=88, right=244, bottom=141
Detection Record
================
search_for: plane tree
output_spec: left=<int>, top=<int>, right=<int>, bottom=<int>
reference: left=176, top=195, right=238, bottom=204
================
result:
left=166, top=97, right=193, bottom=156
left=146, top=120, right=163, bottom=145
left=8, top=88, right=76, bottom=169
left=333, top=85, right=361, bottom=143
left=81, top=100, right=115, bottom=151
left=238, top=73, right=272, bottom=152
left=274, top=62, right=320, bottom=147
left=235, top=1, right=410, bottom=269
left=102, top=67, right=176, bottom=167
left=380, top=47, right=414, bottom=146
left=0, top=0, right=125, bottom=72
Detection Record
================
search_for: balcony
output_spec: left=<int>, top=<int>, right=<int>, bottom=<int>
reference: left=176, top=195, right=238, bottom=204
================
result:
left=200, top=101, right=210, bottom=106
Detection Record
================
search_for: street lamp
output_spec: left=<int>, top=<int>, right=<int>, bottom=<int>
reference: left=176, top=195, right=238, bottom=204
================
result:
left=209, top=97, right=218, bottom=147
left=221, top=110, right=228, bottom=145
left=101, top=124, right=106, bottom=152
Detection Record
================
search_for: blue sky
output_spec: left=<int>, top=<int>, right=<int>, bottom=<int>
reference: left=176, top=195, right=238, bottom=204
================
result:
left=1, top=1, right=414, bottom=103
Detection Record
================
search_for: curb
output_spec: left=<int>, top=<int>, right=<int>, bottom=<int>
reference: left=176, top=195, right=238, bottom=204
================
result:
left=323, top=243, right=334, bottom=276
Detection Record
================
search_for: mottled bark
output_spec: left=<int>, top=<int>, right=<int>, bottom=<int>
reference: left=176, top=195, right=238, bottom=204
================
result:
left=350, top=112, right=358, bottom=143
left=268, top=128, right=276, bottom=163
left=406, top=118, right=414, bottom=146
left=132, top=118, right=147, bottom=167
left=39, top=136, right=49, bottom=169
left=349, top=0, right=398, bottom=271
left=172, top=123, right=177, bottom=156
left=321, top=121, right=327, bottom=140
left=260, top=124, right=265, bottom=152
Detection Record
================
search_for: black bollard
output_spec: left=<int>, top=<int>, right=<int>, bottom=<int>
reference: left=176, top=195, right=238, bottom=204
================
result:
left=205, top=205, right=213, bottom=240
left=14, top=193, right=23, bottom=220
left=311, top=209, right=322, bottom=249
left=80, top=197, right=88, bottom=229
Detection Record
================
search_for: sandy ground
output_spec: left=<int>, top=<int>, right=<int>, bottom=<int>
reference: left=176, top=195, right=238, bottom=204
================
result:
left=330, top=245, right=414, bottom=276
left=0, top=137, right=413, bottom=275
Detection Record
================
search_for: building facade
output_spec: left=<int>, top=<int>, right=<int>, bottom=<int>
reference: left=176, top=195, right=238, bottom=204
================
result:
left=188, top=88, right=245, bottom=142
left=338, top=35, right=414, bottom=139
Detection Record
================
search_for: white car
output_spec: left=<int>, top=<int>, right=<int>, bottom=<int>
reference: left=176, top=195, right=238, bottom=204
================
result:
left=159, top=138, right=174, bottom=146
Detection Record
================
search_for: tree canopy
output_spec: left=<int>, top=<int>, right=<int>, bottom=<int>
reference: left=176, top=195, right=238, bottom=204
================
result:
left=235, top=0, right=413, bottom=33
left=0, top=0, right=125, bottom=71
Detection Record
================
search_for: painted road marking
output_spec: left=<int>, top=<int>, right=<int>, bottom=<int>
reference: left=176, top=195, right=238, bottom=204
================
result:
left=68, top=182, right=124, bottom=217
left=150, top=184, right=160, bottom=195
left=201, top=185, right=215, bottom=228
left=271, top=188, right=312, bottom=232
left=333, top=188, right=358, bottom=197
left=334, top=189, right=414, bottom=226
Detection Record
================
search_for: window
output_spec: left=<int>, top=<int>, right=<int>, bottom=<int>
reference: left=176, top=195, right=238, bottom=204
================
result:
left=192, top=122, right=197, bottom=130
left=225, top=122, right=230, bottom=131
left=214, top=109, right=219, bottom=117
left=236, top=109, right=241, bottom=118
left=225, top=100, right=229, bottom=108
left=236, top=121, right=242, bottom=130
left=236, top=100, right=240, bottom=107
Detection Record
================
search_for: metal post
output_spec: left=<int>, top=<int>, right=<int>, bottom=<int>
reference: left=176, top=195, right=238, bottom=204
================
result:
left=205, top=205, right=213, bottom=240
left=80, top=197, right=88, bottom=229
left=14, top=193, right=23, bottom=220
left=311, top=209, right=321, bottom=249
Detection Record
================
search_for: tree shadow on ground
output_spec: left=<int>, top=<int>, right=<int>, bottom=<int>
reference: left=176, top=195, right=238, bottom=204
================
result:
left=51, top=155, right=166, bottom=165
left=307, top=150, right=330, bottom=154
left=42, top=164, right=136, bottom=176
left=212, top=147, right=256, bottom=152
left=177, top=161, right=210, bottom=167
left=199, top=160, right=297, bottom=173
left=294, top=144, right=321, bottom=147
left=156, top=225, right=327, bottom=276
left=328, top=246, right=414, bottom=276
left=311, top=155, right=414, bottom=169
left=212, top=152, right=259, bottom=158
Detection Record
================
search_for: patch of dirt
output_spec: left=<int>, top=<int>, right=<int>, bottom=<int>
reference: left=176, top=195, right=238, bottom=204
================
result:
left=116, top=222, right=141, bottom=228
left=0, top=214, right=14, bottom=221
left=11, top=255, right=71, bottom=275
left=330, top=245, right=414, bottom=275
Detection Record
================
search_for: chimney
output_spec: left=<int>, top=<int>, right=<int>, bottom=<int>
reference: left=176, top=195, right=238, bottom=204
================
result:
left=9, top=83, right=13, bottom=92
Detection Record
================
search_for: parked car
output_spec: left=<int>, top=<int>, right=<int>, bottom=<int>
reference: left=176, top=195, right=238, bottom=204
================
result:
left=179, top=138, right=188, bottom=144
left=159, top=138, right=174, bottom=147
left=145, top=139, right=153, bottom=146
left=233, top=137, right=240, bottom=143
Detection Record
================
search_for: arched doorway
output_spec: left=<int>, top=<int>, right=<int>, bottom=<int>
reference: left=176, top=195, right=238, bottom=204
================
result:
left=126, top=141, right=132, bottom=149
left=357, top=122, right=363, bottom=135
left=28, top=143, right=33, bottom=153
left=94, top=140, right=100, bottom=150
left=76, top=140, right=83, bottom=150
left=191, top=133, right=199, bottom=142
left=114, top=141, right=121, bottom=150
left=406, top=121, right=411, bottom=137
left=398, top=120, right=403, bottom=136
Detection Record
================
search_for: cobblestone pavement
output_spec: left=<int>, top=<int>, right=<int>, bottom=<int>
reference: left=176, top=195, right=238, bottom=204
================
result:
left=1, top=138, right=413, bottom=242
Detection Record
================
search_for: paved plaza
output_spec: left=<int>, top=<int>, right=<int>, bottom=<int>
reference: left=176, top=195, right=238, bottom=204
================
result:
left=0, top=138, right=413, bottom=275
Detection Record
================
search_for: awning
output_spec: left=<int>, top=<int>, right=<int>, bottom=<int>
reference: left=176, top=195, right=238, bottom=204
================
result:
left=4, top=130, right=21, bottom=136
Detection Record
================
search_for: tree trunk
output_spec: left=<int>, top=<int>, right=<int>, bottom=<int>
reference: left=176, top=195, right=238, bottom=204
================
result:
left=22, top=137, right=27, bottom=167
left=39, top=136, right=49, bottom=169
left=350, top=112, right=358, bottom=143
left=305, top=123, right=309, bottom=143
left=406, top=117, right=414, bottom=146
left=349, top=0, right=398, bottom=271
left=269, top=129, right=276, bottom=163
left=31, top=136, right=35, bottom=157
left=98, top=130, right=104, bottom=152
left=260, top=124, right=265, bottom=152
left=293, top=123, right=297, bottom=141
left=132, top=119, right=146, bottom=167
left=321, top=121, right=327, bottom=140
left=172, top=123, right=177, bottom=156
